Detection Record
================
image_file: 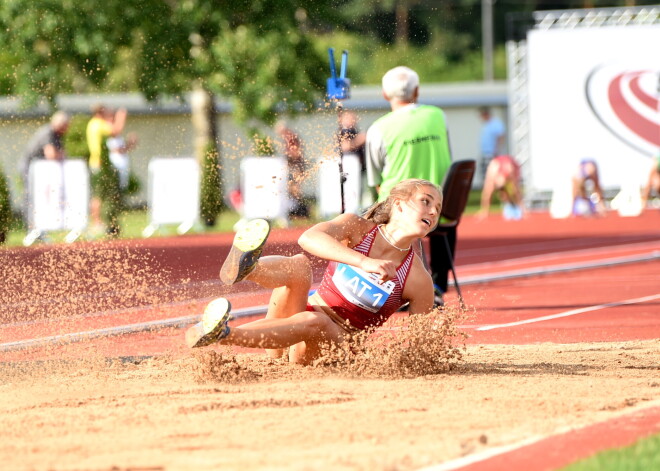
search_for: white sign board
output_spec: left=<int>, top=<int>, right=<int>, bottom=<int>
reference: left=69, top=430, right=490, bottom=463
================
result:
left=240, top=156, right=289, bottom=220
left=147, top=157, right=200, bottom=228
left=318, top=153, right=362, bottom=217
left=527, top=24, right=660, bottom=194
left=28, top=160, right=89, bottom=232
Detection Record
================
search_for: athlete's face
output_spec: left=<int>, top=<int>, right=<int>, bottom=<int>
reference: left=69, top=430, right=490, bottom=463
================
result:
left=396, top=186, right=442, bottom=235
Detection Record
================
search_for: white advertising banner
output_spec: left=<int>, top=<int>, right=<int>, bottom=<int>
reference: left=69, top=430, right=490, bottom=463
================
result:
left=527, top=25, right=660, bottom=194
left=146, top=157, right=200, bottom=229
left=240, top=156, right=289, bottom=220
left=318, top=153, right=362, bottom=217
left=28, top=160, right=89, bottom=232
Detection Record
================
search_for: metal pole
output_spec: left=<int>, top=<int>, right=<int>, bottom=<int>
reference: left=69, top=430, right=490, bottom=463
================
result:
left=336, top=102, right=346, bottom=214
left=482, top=0, right=494, bottom=82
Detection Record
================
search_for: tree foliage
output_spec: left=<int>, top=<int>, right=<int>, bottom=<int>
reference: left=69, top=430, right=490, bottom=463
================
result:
left=136, top=1, right=327, bottom=123
left=0, top=0, right=328, bottom=117
left=0, top=0, right=655, bottom=101
left=0, top=0, right=331, bottom=222
left=199, top=142, right=223, bottom=226
left=0, top=0, right=138, bottom=103
left=0, top=165, right=11, bottom=243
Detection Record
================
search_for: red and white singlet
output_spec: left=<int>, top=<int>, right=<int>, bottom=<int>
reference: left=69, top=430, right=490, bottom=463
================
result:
left=315, top=225, right=415, bottom=331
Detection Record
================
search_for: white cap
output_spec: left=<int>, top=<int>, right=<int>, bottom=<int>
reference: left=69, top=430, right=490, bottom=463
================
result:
left=50, top=111, right=70, bottom=130
left=382, top=66, right=419, bottom=101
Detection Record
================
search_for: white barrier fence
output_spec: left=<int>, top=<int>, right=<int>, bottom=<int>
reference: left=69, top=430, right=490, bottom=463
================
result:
left=240, top=154, right=363, bottom=222
left=240, top=156, right=289, bottom=221
left=317, top=153, right=362, bottom=218
left=24, top=155, right=366, bottom=244
left=24, top=160, right=89, bottom=245
left=143, top=157, right=200, bottom=237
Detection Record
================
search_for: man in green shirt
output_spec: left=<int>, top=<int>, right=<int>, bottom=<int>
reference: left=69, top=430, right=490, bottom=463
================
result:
left=365, top=66, right=453, bottom=306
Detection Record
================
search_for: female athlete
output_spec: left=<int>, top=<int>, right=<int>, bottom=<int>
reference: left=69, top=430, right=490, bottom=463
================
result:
left=186, top=178, right=442, bottom=365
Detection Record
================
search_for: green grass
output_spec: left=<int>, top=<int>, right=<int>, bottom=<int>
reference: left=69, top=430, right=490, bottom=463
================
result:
left=1, top=207, right=326, bottom=248
left=464, top=189, right=483, bottom=215
left=312, top=33, right=508, bottom=85
left=559, top=433, right=660, bottom=471
left=118, top=208, right=242, bottom=239
left=1, top=190, right=487, bottom=248
left=3, top=209, right=244, bottom=247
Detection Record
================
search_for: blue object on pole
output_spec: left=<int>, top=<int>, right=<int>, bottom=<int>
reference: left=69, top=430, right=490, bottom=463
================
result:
left=326, top=48, right=351, bottom=100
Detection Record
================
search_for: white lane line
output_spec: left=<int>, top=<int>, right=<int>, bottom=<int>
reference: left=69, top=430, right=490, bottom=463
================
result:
left=417, top=436, right=545, bottom=471
left=476, top=293, right=660, bottom=331
left=418, top=401, right=660, bottom=471
left=2, top=254, right=657, bottom=353
left=460, top=240, right=660, bottom=272
left=456, top=234, right=658, bottom=259
left=0, top=304, right=270, bottom=353
left=458, top=251, right=660, bottom=286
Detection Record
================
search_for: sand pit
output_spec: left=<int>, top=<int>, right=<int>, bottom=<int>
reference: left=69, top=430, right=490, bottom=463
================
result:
left=2, top=213, right=659, bottom=470
left=1, top=334, right=659, bottom=471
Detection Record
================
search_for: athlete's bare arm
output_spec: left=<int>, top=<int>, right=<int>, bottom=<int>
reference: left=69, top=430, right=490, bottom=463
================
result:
left=298, top=213, right=397, bottom=282
left=402, top=258, right=435, bottom=315
left=478, top=160, right=500, bottom=217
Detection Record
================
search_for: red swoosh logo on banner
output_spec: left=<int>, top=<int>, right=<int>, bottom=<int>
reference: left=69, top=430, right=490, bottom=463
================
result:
left=630, top=75, right=658, bottom=110
left=608, top=72, right=660, bottom=146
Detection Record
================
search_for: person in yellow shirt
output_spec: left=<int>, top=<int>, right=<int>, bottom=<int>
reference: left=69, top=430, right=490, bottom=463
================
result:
left=86, top=104, right=127, bottom=236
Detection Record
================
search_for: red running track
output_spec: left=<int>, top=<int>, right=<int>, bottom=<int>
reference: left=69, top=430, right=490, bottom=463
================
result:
left=0, top=211, right=660, bottom=471
left=1, top=210, right=658, bottom=356
left=1, top=209, right=659, bottom=471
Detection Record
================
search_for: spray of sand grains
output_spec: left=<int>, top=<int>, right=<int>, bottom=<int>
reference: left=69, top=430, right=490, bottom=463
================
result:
left=187, top=304, right=470, bottom=384
left=0, top=243, right=182, bottom=324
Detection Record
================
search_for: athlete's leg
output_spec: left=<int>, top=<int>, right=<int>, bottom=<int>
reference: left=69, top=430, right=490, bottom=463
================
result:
left=220, top=219, right=270, bottom=285
left=216, top=218, right=315, bottom=359
left=245, top=254, right=312, bottom=359
left=287, top=331, right=339, bottom=365
left=218, top=310, right=347, bottom=365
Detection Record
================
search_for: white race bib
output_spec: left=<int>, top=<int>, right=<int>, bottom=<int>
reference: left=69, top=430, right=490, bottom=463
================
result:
left=332, top=263, right=395, bottom=313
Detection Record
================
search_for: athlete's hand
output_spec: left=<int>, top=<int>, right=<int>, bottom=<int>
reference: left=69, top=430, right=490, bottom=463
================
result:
left=360, top=257, right=397, bottom=283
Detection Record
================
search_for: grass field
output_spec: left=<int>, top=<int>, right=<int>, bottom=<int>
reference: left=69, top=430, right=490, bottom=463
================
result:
left=560, top=433, right=660, bottom=471
left=3, top=208, right=242, bottom=247
left=2, top=200, right=658, bottom=470
left=2, top=190, right=486, bottom=248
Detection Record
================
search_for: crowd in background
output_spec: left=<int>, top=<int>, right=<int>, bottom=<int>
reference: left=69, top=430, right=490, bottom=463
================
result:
left=4, top=82, right=660, bottom=247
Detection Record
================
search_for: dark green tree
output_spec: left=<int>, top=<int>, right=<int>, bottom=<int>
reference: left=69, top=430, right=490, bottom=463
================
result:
left=0, top=165, right=12, bottom=243
left=0, top=0, right=138, bottom=104
left=0, top=0, right=328, bottom=226
left=137, top=1, right=327, bottom=224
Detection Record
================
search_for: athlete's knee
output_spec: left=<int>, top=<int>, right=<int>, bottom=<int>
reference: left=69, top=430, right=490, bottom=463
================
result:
left=289, top=254, right=312, bottom=286
left=291, top=253, right=311, bottom=270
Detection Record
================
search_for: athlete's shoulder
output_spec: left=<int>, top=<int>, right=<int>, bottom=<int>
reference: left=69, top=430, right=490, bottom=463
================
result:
left=327, top=212, right=374, bottom=235
left=342, top=213, right=376, bottom=232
